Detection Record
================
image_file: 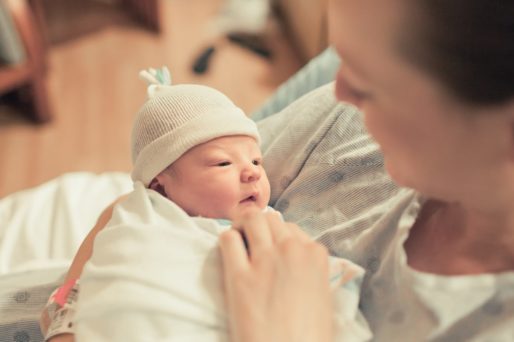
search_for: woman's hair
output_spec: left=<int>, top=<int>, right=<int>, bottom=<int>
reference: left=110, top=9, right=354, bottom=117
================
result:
left=399, top=0, right=513, bottom=105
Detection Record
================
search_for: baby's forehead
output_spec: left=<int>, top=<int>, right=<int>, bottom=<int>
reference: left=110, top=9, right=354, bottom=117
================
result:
left=195, top=135, right=260, bottom=153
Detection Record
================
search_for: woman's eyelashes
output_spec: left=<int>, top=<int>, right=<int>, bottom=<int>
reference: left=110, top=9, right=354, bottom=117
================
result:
left=346, top=82, right=371, bottom=101
left=347, top=85, right=371, bottom=101
left=336, top=73, right=372, bottom=104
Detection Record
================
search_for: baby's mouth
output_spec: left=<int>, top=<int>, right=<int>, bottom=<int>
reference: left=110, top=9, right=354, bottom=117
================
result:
left=240, top=195, right=257, bottom=203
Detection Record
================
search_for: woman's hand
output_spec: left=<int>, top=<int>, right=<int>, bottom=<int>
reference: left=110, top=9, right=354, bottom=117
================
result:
left=219, top=209, right=333, bottom=342
left=47, top=334, right=75, bottom=342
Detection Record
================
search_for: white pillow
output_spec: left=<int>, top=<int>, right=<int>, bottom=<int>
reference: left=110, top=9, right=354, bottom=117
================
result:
left=0, top=172, right=132, bottom=275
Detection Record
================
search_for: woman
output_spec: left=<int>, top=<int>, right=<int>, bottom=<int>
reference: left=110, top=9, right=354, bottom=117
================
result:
left=220, top=0, right=514, bottom=340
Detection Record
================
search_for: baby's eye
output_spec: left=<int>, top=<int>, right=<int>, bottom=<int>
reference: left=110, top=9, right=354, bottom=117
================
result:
left=252, top=159, right=261, bottom=166
left=217, top=161, right=231, bottom=167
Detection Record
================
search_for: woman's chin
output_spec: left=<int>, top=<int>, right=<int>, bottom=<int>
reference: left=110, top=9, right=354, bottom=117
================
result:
left=385, top=161, right=451, bottom=202
left=384, top=160, right=423, bottom=192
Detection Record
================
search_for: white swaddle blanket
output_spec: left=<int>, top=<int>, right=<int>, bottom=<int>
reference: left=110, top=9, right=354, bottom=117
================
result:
left=75, top=182, right=371, bottom=341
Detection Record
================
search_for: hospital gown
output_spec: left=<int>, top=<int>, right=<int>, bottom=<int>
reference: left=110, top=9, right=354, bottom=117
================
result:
left=338, top=189, right=514, bottom=341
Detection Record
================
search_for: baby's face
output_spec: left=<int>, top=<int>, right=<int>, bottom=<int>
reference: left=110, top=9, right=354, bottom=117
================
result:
left=158, top=135, right=271, bottom=220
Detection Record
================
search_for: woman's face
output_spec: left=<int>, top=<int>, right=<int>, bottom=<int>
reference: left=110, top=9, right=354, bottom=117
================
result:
left=328, top=0, right=514, bottom=210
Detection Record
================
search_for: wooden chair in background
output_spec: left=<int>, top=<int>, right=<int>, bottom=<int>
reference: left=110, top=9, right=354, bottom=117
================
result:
left=0, top=0, right=50, bottom=123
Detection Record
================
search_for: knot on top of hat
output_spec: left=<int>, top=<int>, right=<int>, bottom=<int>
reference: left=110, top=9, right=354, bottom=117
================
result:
left=139, top=66, right=172, bottom=98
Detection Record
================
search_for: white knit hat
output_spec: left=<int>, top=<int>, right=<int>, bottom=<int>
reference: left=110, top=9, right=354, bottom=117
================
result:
left=131, top=67, right=261, bottom=186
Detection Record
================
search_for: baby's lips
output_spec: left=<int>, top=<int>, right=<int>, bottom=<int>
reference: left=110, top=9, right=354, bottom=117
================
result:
left=240, top=192, right=259, bottom=203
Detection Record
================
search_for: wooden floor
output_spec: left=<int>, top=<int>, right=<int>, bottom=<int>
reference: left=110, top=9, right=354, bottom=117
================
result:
left=0, top=0, right=302, bottom=197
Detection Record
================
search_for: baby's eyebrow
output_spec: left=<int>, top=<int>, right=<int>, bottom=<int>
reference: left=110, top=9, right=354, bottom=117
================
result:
left=201, top=151, right=230, bottom=162
left=202, top=145, right=229, bottom=154
left=203, top=149, right=229, bottom=157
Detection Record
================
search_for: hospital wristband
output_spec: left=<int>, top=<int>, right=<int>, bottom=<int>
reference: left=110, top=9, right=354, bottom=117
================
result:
left=42, top=279, right=80, bottom=341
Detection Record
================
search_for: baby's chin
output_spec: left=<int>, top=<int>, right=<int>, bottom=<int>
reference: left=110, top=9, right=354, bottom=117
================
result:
left=225, top=202, right=267, bottom=221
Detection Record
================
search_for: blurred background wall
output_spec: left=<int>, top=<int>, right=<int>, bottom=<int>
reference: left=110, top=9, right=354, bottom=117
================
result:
left=0, top=0, right=329, bottom=197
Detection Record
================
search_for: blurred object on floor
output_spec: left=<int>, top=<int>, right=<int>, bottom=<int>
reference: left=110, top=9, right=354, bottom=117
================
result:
left=209, top=0, right=271, bottom=36
left=227, top=32, right=271, bottom=58
left=192, top=46, right=216, bottom=74
left=191, top=0, right=274, bottom=75
left=0, top=0, right=51, bottom=123
left=192, top=32, right=272, bottom=75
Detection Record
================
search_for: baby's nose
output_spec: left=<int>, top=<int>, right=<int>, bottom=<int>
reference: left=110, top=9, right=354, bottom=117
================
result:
left=241, top=164, right=261, bottom=182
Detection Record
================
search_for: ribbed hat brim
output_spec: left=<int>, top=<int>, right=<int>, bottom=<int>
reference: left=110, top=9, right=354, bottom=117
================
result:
left=131, top=107, right=260, bottom=186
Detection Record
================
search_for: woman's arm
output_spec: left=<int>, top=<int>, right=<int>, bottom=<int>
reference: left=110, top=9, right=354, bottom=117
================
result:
left=219, top=209, right=333, bottom=342
left=42, top=194, right=128, bottom=342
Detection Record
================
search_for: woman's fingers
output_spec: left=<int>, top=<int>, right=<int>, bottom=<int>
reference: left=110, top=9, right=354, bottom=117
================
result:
left=285, top=221, right=312, bottom=242
left=232, top=208, right=273, bottom=256
left=231, top=209, right=312, bottom=256
left=219, top=229, right=250, bottom=273
left=219, top=210, right=334, bottom=342
left=266, top=211, right=293, bottom=243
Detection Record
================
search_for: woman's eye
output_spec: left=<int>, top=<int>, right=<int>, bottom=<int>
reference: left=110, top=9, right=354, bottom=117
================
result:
left=217, top=161, right=231, bottom=167
left=348, top=86, right=371, bottom=101
left=343, top=81, right=371, bottom=101
left=336, top=73, right=372, bottom=104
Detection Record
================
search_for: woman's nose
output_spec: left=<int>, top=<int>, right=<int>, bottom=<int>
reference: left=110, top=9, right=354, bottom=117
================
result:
left=241, top=164, right=261, bottom=183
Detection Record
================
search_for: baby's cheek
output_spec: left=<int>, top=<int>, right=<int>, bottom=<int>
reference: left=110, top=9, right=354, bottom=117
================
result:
left=214, top=192, right=239, bottom=214
left=263, top=182, right=271, bottom=204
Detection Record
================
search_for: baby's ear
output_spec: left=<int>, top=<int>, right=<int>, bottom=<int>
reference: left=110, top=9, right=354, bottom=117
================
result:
left=149, top=178, right=167, bottom=197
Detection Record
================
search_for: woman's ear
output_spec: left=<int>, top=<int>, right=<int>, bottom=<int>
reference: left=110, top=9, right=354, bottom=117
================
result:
left=149, top=177, right=167, bottom=197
